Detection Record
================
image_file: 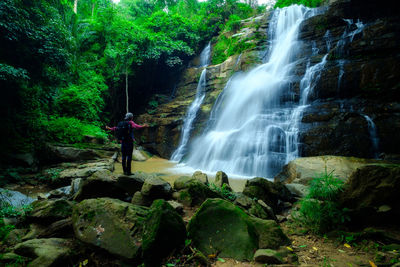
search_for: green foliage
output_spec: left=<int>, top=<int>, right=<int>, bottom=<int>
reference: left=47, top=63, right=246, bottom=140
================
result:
left=294, top=170, right=349, bottom=234
left=274, top=0, right=327, bottom=8
left=212, top=35, right=256, bottom=65
left=210, top=183, right=236, bottom=201
left=45, top=116, right=107, bottom=144
left=0, top=218, right=14, bottom=242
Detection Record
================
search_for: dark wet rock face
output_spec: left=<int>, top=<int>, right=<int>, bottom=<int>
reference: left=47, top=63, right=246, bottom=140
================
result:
left=294, top=0, right=400, bottom=158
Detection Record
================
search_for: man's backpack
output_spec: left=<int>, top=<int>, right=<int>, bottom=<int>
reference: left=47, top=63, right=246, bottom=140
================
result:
left=116, top=121, right=132, bottom=141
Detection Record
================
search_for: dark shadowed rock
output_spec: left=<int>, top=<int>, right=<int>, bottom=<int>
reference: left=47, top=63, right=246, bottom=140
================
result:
left=141, top=176, right=172, bottom=201
left=13, top=238, right=75, bottom=267
left=243, top=177, right=293, bottom=213
left=28, top=199, right=73, bottom=224
left=142, top=200, right=187, bottom=266
left=73, top=170, right=123, bottom=201
left=339, top=164, right=400, bottom=227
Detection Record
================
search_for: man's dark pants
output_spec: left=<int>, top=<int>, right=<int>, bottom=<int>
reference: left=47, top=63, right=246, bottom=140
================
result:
left=121, top=141, right=134, bottom=175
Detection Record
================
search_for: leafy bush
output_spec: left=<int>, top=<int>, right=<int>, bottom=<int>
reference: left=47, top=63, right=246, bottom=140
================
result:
left=45, top=116, right=108, bottom=144
left=294, top=169, right=349, bottom=234
left=225, top=14, right=241, bottom=32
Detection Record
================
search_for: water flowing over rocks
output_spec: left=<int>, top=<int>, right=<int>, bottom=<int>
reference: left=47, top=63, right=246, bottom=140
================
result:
left=135, top=0, right=400, bottom=179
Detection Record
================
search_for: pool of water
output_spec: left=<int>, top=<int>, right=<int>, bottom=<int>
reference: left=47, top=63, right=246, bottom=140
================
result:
left=115, top=156, right=248, bottom=192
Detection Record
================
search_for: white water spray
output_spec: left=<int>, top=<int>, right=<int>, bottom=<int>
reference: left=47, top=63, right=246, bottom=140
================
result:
left=171, top=43, right=211, bottom=162
left=181, top=6, right=319, bottom=177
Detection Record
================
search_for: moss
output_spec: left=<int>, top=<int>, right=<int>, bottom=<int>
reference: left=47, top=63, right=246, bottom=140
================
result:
left=142, top=200, right=186, bottom=266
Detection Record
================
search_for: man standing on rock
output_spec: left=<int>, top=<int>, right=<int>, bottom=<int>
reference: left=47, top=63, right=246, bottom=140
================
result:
left=106, top=112, right=149, bottom=175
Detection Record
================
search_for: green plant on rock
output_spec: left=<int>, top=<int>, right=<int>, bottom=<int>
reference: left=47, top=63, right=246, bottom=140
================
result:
left=210, top=183, right=236, bottom=201
left=293, top=169, right=349, bottom=234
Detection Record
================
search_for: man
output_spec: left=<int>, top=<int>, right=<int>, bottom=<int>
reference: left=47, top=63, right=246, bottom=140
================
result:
left=106, top=112, right=148, bottom=175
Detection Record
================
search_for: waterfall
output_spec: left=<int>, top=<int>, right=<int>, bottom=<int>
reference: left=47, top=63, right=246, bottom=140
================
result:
left=181, top=5, right=320, bottom=178
left=363, top=115, right=380, bottom=159
left=171, top=43, right=211, bottom=162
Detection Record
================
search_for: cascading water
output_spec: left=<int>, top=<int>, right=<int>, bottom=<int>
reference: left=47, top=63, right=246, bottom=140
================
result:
left=182, top=5, right=320, bottom=178
left=171, top=43, right=211, bottom=162
left=363, top=115, right=380, bottom=159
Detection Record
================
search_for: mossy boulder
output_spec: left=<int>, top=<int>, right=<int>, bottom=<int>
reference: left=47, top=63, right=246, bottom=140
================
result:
left=116, top=173, right=145, bottom=195
left=72, top=198, right=149, bottom=260
left=176, top=179, right=220, bottom=206
left=339, top=164, right=400, bottom=227
left=174, top=176, right=196, bottom=190
left=188, top=199, right=289, bottom=261
left=141, top=176, right=172, bottom=201
left=192, top=171, right=209, bottom=184
left=142, top=199, right=187, bottom=266
left=13, top=238, right=75, bottom=267
left=28, top=199, right=73, bottom=224
left=214, top=171, right=229, bottom=188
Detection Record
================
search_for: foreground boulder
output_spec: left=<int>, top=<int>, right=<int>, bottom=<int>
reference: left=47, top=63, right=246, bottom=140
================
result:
left=72, top=198, right=186, bottom=264
left=13, top=238, right=75, bottom=267
left=142, top=200, right=187, bottom=266
left=72, top=198, right=148, bottom=260
left=188, top=199, right=289, bottom=261
left=339, top=164, right=400, bottom=227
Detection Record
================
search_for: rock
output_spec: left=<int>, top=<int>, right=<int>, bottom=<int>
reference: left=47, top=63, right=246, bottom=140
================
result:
left=285, top=183, right=309, bottom=198
left=188, top=198, right=289, bottom=261
left=116, top=173, right=145, bottom=195
left=243, top=177, right=293, bottom=213
left=23, top=219, right=73, bottom=240
left=0, top=252, right=30, bottom=266
left=0, top=188, right=35, bottom=208
left=142, top=200, right=187, bottom=266
left=13, top=238, right=75, bottom=267
left=28, top=199, right=73, bottom=224
left=141, top=176, right=172, bottom=200
left=167, top=200, right=184, bottom=214
left=234, top=193, right=276, bottom=221
left=174, top=176, right=196, bottom=190
left=47, top=186, right=71, bottom=199
left=176, top=180, right=220, bottom=206
left=72, top=198, right=149, bottom=260
left=192, top=171, right=208, bottom=184
left=339, top=164, right=400, bottom=227
left=73, top=170, right=123, bottom=201
left=254, top=249, right=284, bottom=264
left=132, top=149, right=148, bottom=161
left=42, top=144, right=106, bottom=163
left=57, top=160, right=114, bottom=183
left=214, top=171, right=229, bottom=187
left=274, top=156, right=380, bottom=185
left=70, top=178, right=83, bottom=196
left=250, top=216, right=290, bottom=249
left=131, top=191, right=152, bottom=207
left=2, top=228, right=28, bottom=246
